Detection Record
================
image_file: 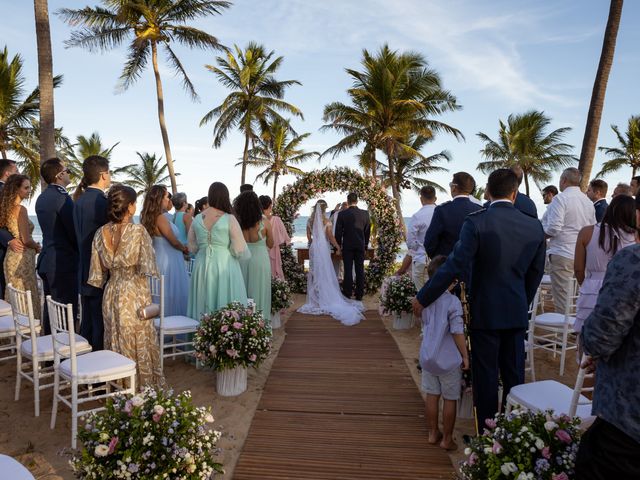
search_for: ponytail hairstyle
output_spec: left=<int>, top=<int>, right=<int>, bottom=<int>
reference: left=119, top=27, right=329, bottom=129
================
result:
left=194, top=196, right=208, bottom=216
left=598, top=194, right=636, bottom=254
left=73, top=155, right=109, bottom=201
left=259, top=195, right=273, bottom=211
left=106, top=185, right=137, bottom=224
left=140, top=185, right=167, bottom=236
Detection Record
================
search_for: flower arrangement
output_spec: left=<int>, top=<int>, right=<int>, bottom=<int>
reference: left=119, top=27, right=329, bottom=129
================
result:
left=460, top=409, right=582, bottom=480
left=194, top=302, right=272, bottom=371
left=271, top=277, right=293, bottom=313
left=70, top=387, right=222, bottom=479
left=380, top=275, right=417, bottom=314
left=273, top=167, right=402, bottom=295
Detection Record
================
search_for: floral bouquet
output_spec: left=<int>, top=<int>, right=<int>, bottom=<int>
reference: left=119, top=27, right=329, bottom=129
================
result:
left=271, top=277, right=293, bottom=313
left=194, top=302, right=272, bottom=371
left=70, top=387, right=223, bottom=479
left=460, top=409, right=582, bottom=480
left=380, top=275, right=417, bottom=315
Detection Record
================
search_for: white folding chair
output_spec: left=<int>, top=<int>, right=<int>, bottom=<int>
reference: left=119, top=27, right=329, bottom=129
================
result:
left=48, top=296, right=136, bottom=448
left=525, top=289, right=541, bottom=382
left=532, top=276, right=578, bottom=375
left=149, top=275, right=199, bottom=372
left=506, top=354, right=595, bottom=428
left=0, top=298, right=17, bottom=362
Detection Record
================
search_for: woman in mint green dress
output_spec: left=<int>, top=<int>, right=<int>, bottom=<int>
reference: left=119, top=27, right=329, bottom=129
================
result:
left=234, top=192, right=274, bottom=322
left=187, top=183, right=248, bottom=320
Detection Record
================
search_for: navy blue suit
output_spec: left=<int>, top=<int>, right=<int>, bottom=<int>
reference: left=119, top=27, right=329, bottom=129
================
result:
left=514, top=192, right=537, bottom=218
left=423, top=196, right=483, bottom=259
left=0, top=181, right=14, bottom=299
left=36, top=184, right=79, bottom=334
left=73, top=187, right=107, bottom=350
left=417, top=201, right=546, bottom=428
left=594, top=199, right=608, bottom=223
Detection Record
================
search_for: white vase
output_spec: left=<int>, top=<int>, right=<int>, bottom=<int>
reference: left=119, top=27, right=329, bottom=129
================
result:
left=216, top=366, right=247, bottom=396
left=271, top=310, right=282, bottom=329
left=393, top=311, right=414, bottom=330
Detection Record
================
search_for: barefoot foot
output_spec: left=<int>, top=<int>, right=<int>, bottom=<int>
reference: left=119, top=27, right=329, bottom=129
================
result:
left=428, top=430, right=443, bottom=444
left=439, top=439, right=458, bottom=451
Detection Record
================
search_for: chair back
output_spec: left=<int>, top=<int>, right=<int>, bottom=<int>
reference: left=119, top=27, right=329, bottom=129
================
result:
left=526, top=288, right=541, bottom=380
left=569, top=353, right=594, bottom=417
left=7, top=284, right=38, bottom=354
left=148, top=275, right=165, bottom=327
left=563, top=277, right=579, bottom=318
left=46, top=296, right=79, bottom=373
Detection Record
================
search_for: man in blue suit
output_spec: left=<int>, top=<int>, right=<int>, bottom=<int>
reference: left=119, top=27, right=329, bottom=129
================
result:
left=413, top=169, right=546, bottom=430
left=74, top=156, right=110, bottom=350
left=0, top=159, right=24, bottom=299
left=512, top=165, right=538, bottom=218
left=423, top=172, right=482, bottom=259
left=587, top=179, right=608, bottom=223
left=36, top=158, right=79, bottom=334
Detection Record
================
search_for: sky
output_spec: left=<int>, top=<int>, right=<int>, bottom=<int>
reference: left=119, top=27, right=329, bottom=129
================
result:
left=3, top=0, right=640, bottom=215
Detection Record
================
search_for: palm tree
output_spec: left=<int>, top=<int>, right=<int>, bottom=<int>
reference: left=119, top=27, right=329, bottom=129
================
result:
left=34, top=0, right=56, bottom=165
left=596, top=115, right=640, bottom=177
left=200, top=42, right=303, bottom=184
left=477, top=111, right=576, bottom=196
left=322, top=45, right=462, bottom=227
left=116, top=152, right=172, bottom=195
left=578, top=0, right=624, bottom=190
left=245, top=119, right=318, bottom=200
left=62, top=132, right=119, bottom=186
left=58, top=0, right=231, bottom=194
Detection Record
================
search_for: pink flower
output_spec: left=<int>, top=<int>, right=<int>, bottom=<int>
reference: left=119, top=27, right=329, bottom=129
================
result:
left=249, top=354, right=257, bottom=362
left=233, top=322, right=243, bottom=329
left=220, top=325, right=229, bottom=333
left=492, top=441, right=503, bottom=454
left=542, top=446, right=551, bottom=459
left=123, top=400, right=133, bottom=414
left=226, top=349, right=238, bottom=358
left=485, top=418, right=497, bottom=429
left=552, top=474, right=569, bottom=480
left=107, top=436, right=118, bottom=454
left=250, top=329, right=257, bottom=336
left=258, top=320, right=265, bottom=328
left=152, top=413, right=162, bottom=423
left=468, top=453, right=477, bottom=465
left=555, top=429, right=572, bottom=444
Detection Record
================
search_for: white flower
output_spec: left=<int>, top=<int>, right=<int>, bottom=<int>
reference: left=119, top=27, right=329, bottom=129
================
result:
left=204, top=413, right=214, bottom=423
left=464, top=447, right=472, bottom=456
left=94, top=444, right=109, bottom=457
left=544, top=421, right=558, bottom=431
left=153, top=405, right=165, bottom=415
left=535, top=438, right=545, bottom=450
left=99, top=432, right=109, bottom=441
left=500, top=462, right=518, bottom=475
left=130, top=396, right=144, bottom=407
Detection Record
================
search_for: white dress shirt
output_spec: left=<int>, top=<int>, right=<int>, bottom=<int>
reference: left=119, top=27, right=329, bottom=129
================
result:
left=406, top=203, right=436, bottom=264
left=542, top=186, right=596, bottom=260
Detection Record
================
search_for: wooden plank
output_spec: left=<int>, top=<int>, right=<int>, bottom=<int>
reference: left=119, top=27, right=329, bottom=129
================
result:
left=233, top=311, right=454, bottom=479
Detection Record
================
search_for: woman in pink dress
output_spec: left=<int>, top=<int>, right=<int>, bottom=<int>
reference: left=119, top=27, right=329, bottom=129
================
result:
left=574, top=194, right=637, bottom=335
left=260, top=195, right=291, bottom=279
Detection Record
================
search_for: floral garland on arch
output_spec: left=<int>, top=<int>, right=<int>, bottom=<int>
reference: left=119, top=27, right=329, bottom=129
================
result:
left=273, top=167, right=403, bottom=295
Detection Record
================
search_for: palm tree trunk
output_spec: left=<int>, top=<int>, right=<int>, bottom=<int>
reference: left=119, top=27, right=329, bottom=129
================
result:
left=523, top=171, right=530, bottom=196
left=371, top=148, right=377, bottom=182
left=1, top=147, right=7, bottom=159
left=385, top=146, right=406, bottom=237
left=241, top=131, right=250, bottom=185
left=34, top=0, right=55, bottom=186
left=273, top=172, right=278, bottom=202
left=633, top=165, right=637, bottom=177
left=151, top=42, right=178, bottom=194
left=578, top=0, right=624, bottom=191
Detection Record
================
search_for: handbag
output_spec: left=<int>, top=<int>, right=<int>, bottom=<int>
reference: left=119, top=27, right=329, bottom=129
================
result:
left=137, top=303, right=160, bottom=320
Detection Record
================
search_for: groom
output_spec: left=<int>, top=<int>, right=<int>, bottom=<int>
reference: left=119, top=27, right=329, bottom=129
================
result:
left=335, top=192, right=371, bottom=301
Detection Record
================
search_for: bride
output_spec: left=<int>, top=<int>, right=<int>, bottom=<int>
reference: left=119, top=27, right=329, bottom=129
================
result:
left=298, top=200, right=364, bottom=326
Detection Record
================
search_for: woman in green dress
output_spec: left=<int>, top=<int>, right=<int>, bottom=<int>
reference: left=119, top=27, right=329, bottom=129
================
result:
left=233, top=191, right=273, bottom=322
left=187, top=183, right=248, bottom=321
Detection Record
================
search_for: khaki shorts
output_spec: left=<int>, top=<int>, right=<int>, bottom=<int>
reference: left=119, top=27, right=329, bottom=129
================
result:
left=421, top=367, right=462, bottom=400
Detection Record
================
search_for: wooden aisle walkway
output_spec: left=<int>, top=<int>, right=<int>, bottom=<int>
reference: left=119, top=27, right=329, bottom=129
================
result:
left=233, top=311, right=454, bottom=479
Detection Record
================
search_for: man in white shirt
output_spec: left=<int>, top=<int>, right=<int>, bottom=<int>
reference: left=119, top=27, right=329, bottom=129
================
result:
left=396, top=186, right=437, bottom=289
left=542, top=167, right=596, bottom=312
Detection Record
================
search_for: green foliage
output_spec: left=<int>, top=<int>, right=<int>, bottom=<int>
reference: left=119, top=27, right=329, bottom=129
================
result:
left=115, top=152, right=172, bottom=195
left=380, top=275, right=417, bottom=314
left=61, top=131, right=119, bottom=187
left=596, top=115, right=640, bottom=177
left=271, top=277, right=293, bottom=313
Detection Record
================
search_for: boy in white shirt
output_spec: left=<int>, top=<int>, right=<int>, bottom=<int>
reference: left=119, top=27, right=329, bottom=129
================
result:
left=420, top=255, right=469, bottom=451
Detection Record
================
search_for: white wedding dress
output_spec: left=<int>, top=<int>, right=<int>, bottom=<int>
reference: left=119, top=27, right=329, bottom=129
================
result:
left=298, top=206, right=364, bottom=326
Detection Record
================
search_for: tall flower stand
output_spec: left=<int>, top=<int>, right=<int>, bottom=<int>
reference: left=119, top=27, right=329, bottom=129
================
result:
left=216, top=366, right=247, bottom=396
left=271, top=310, right=282, bottom=329
left=393, top=311, right=414, bottom=330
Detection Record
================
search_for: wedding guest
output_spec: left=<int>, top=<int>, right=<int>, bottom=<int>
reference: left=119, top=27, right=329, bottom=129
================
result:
left=542, top=167, right=595, bottom=312
left=36, top=158, right=78, bottom=334
left=194, top=196, right=208, bottom=216
left=0, top=174, right=41, bottom=317
left=235, top=191, right=273, bottom=321
left=420, top=255, right=468, bottom=451
left=542, top=185, right=558, bottom=205
left=631, top=175, right=640, bottom=196
left=0, top=159, right=23, bottom=299
left=240, top=184, right=253, bottom=193
left=396, top=186, right=437, bottom=290
left=170, top=192, right=192, bottom=245
left=413, top=169, right=545, bottom=429
left=573, top=194, right=636, bottom=336
left=88, top=185, right=164, bottom=387
left=586, top=179, right=609, bottom=222
left=187, top=182, right=248, bottom=320
left=612, top=182, right=632, bottom=198
left=74, top=155, right=110, bottom=350
left=575, top=197, right=640, bottom=478
left=511, top=165, right=537, bottom=218
left=141, top=185, right=189, bottom=316
left=186, top=203, right=194, bottom=215
left=260, top=195, right=291, bottom=280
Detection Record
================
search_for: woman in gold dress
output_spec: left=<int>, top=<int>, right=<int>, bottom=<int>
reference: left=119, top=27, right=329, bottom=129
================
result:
left=88, top=185, right=164, bottom=387
left=0, top=174, right=41, bottom=318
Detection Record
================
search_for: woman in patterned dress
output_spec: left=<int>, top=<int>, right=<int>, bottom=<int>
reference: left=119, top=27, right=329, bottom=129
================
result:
left=88, top=185, right=164, bottom=387
left=0, top=174, right=41, bottom=318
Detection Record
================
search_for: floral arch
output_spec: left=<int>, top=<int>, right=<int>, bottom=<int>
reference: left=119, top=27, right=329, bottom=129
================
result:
left=273, top=167, right=403, bottom=294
